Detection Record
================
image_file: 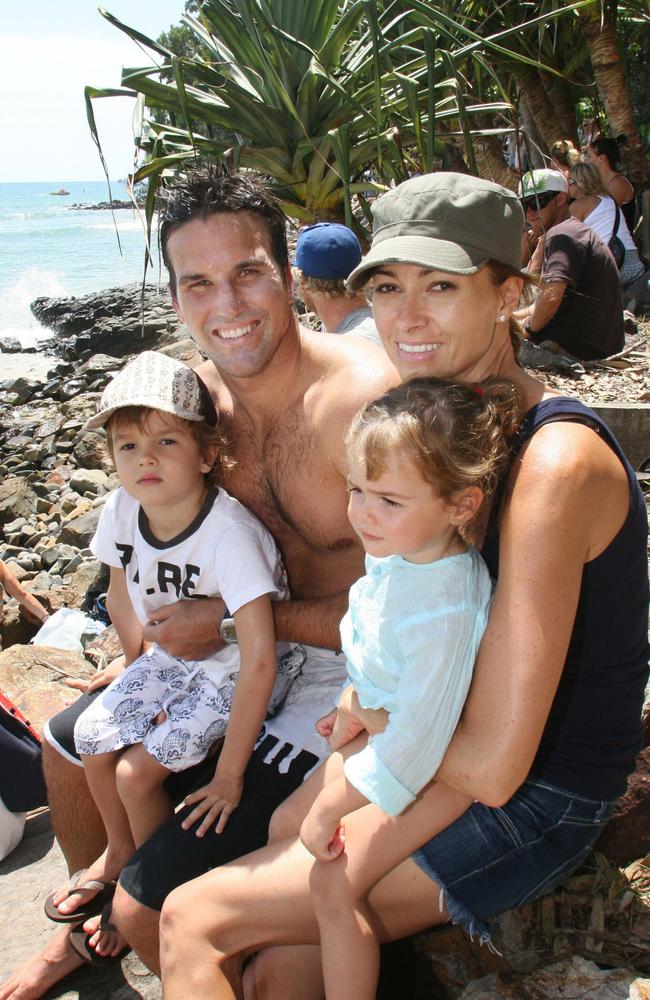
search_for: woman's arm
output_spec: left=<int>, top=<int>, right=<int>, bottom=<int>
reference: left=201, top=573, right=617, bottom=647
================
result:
left=608, top=173, right=635, bottom=208
left=434, top=420, right=630, bottom=807
left=0, top=561, right=49, bottom=623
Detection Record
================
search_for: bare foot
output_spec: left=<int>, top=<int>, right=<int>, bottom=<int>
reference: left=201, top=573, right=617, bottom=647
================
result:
left=0, top=926, right=82, bottom=1000
left=51, top=841, right=133, bottom=918
left=82, top=911, right=128, bottom=958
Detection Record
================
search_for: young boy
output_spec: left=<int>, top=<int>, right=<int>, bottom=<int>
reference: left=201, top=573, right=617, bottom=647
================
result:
left=45, top=351, right=302, bottom=941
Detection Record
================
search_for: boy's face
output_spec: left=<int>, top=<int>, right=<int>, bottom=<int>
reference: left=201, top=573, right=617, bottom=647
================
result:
left=110, top=410, right=213, bottom=511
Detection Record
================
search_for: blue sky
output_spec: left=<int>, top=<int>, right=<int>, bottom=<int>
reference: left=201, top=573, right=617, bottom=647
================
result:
left=1, top=1, right=187, bottom=182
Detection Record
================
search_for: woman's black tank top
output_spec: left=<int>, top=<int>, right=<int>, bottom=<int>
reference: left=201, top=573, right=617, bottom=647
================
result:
left=481, top=397, right=649, bottom=800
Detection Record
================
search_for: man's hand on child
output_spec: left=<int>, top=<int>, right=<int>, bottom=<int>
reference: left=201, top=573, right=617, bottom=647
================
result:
left=181, top=773, right=244, bottom=837
left=300, top=807, right=345, bottom=862
left=143, top=597, right=226, bottom=660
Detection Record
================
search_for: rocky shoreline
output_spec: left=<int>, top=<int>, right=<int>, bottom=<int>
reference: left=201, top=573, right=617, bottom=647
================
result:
left=0, top=284, right=203, bottom=647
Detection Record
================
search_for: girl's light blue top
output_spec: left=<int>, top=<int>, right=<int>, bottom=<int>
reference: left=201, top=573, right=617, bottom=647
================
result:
left=341, top=547, right=492, bottom=815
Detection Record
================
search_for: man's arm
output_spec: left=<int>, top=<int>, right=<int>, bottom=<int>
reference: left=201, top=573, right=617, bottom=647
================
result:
left=142, top=587, right=349, bottom=659
left=516, top=279, right=567, bottom=337
left=273, top=590, right=348, bottom=650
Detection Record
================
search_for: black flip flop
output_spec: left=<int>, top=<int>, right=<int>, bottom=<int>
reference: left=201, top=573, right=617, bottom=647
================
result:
left=44, top=869, right=116, bottom=923
left=69, top=904, right=130, bottom=967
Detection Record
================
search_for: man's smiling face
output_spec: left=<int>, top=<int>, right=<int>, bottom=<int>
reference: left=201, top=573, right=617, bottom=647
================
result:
left=168, top=211, right=295, bottom=379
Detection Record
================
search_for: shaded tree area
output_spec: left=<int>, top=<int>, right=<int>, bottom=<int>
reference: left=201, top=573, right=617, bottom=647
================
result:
left=86, top=0, right=649, bottom=238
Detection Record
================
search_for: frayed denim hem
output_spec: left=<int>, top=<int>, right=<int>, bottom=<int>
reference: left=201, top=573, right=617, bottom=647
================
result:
left=412, top=848, right=500, bottom=954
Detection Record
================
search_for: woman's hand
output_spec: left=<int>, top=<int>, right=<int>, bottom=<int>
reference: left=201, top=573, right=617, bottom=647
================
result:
left=181, top=771, right=244, bottom=837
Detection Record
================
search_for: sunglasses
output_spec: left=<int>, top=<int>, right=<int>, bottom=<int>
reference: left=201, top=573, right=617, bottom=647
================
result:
left=521, top=191, right=559, bottom=212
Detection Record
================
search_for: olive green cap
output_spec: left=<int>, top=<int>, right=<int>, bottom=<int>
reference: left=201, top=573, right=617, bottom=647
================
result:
left=347, top=172, right=525, bottom=290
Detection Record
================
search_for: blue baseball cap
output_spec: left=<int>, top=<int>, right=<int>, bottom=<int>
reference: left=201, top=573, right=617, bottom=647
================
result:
left=295, top=223, right=362, bottom=280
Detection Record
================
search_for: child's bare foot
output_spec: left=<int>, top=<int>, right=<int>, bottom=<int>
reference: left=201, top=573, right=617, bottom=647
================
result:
left=69, top=907, right=129, bottom=964
left=46, top=841, right=134, bottom=920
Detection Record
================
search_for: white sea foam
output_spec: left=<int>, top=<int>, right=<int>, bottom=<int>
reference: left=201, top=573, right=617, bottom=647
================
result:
left=90, top=219, right=143, bottom=232
left=0, top=267, right=66, bottom=347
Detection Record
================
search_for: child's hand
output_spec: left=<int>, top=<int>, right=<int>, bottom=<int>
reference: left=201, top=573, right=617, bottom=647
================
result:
left=65, top=656, right=126, bottom=693
left=300, top=806, right=345, bottom=862
left=316, top=706, right=365, bottom=751
left=181, top=773, right=244, bottom=837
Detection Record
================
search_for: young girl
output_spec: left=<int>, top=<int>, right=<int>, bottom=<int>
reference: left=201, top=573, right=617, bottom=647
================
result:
left=272, top=376, right=521, bottom=1000
left=45, top=351, right=302, bottom=948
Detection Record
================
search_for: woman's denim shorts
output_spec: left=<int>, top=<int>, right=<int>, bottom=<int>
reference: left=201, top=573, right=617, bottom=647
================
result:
left=412, top=778, right=617, bottom=948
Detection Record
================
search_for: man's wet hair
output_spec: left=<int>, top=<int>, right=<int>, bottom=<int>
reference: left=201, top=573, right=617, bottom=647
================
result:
left=159, top=165, right=289, bottom=291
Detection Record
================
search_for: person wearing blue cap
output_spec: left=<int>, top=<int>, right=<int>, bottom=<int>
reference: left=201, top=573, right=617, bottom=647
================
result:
left=294, top=223, right=380, bottom=344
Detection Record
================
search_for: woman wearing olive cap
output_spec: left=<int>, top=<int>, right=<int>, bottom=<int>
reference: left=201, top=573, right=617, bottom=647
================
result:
left=160, top=173, right=649, bottom=1000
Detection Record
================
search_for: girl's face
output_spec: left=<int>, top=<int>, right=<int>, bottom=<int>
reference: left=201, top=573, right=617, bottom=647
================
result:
left=346, top=447, right=467, bottom=564
left=370, top=263, right=521, bottom=384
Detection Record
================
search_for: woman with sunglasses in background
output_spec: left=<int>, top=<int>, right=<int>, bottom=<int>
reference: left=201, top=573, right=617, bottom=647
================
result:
left=568, top=162, right=646, bottom=296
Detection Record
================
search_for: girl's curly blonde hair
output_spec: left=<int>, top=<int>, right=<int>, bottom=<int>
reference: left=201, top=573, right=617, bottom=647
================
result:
left=347, top=377, right=522, bottom=515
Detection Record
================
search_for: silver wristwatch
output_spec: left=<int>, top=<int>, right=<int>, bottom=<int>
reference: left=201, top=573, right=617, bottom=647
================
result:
left=219, top=607, right=237, bottom=644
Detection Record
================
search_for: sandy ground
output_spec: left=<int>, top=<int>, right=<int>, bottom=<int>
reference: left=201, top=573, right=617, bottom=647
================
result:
left=0, top=811, right=162, bottom=999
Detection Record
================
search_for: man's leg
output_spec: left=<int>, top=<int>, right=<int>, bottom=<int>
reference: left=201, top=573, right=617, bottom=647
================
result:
left=113, top=734, right=321, bottom=975
left=41, top=739, right=106, bottom=874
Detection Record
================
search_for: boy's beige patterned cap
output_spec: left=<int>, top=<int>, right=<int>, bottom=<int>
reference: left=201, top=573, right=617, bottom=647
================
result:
left=85, top=351, right=216, bottom=430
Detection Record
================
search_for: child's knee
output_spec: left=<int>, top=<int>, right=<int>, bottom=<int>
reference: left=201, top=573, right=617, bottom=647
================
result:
left=115, top=748, right=162, bottom=801
left=267, top=798, right=301, bottom=843
left=309, top=859, right=352, bottom=916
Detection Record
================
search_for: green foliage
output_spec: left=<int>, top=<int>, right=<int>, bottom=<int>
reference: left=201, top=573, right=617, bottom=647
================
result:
left=85, top=0, right=616, bottom=243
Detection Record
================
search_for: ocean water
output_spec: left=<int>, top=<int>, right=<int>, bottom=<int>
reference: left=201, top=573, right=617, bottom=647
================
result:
left=0, top=181, right=164, bottom=357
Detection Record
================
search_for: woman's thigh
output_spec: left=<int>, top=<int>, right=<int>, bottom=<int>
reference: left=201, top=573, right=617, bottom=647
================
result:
left=165, top=828, right=449, bottom=957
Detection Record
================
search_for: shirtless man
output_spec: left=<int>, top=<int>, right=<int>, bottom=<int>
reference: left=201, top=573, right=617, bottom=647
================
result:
left=0, top=167, right=395, bottom=999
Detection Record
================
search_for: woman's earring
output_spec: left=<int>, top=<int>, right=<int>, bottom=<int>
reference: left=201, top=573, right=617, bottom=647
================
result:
left=498, top=314, right=506, bottom=322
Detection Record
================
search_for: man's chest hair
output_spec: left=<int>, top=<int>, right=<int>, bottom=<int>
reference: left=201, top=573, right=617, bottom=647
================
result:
left=228, top=410, right=351, bottom=553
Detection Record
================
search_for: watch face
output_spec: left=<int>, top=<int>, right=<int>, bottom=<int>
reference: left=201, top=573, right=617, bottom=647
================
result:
left=221, top=618, right=237, bottom=644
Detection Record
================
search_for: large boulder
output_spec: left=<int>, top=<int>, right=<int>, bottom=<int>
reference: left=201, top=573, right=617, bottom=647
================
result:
left=0, top=477, right=38, bottom=528
left=597, top=748, right=650, bottom=866
left=0, top=644, right=95, bottom=736
left=57, top=506, right=102, bottom=548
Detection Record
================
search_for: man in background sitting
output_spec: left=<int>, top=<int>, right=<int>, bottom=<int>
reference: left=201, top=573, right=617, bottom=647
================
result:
left=517, top=168, right=624, bottom=361
left=294, top=222, right=380, bottom=343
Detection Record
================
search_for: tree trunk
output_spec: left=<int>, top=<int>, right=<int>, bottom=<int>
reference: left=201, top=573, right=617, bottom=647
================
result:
left=517, top=91, right=547, bottom=169
left=473, top=135, right=519, bottom=191
left=544, top=77, right=579, bottom=145
left=578, top=0, right=649, bottom=186
left=513, top=66, right=564, bottom=154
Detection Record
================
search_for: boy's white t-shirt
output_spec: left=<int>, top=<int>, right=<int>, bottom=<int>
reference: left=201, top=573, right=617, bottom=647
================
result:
left=90, top=486, right=289, bottom=674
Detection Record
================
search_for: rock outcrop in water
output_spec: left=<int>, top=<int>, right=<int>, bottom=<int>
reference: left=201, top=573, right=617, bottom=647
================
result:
left=30, top=282, right=181, bottom=361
